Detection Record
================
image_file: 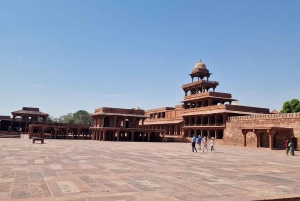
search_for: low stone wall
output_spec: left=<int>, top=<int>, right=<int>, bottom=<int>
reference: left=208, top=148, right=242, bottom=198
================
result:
left=222, top=113, right=300, bottom=147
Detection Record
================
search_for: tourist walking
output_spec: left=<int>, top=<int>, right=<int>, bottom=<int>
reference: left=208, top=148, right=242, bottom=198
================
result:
left=202, top=137, right=208, bottom=152
left=284, top=140, right=289, bottom=156
left=211, top=137, right=216, bottom=152
left=191, top=134, right=197, bottom=153
left=197, top=135, right=202, bottom=150
left=289, top=141, right=295, bottom=156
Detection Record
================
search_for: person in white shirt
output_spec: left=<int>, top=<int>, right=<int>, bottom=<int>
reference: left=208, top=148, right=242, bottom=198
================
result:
left=211, top=137, right=216, bottom=152
left=202, top=137, right=208, bottom=153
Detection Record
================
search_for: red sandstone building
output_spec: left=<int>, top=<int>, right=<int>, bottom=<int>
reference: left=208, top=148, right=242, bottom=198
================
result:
left=90, top=107, right=163, bottom=142
left=0, top=107, right=49, bottom=132
left=143, top=61, right=270, bottom=142
left=1, top=60, right=299, bottom=150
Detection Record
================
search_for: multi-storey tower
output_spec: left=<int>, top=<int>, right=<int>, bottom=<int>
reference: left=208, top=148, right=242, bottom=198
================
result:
left=181, top=60, right=269, bottom=139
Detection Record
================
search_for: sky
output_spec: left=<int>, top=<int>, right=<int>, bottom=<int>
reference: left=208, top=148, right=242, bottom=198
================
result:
left=0, top=0, right=300, bottom=117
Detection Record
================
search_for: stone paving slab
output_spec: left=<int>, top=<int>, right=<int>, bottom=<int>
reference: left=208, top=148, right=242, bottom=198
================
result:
left=0, top=139, right=300, bottom=200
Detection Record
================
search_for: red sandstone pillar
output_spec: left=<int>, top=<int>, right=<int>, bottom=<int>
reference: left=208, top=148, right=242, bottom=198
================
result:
left=54, top=129, right=57, bottom=139
left=147, top=132, right=150, bottom=142
left=131, top=131, right=134, bottom=141
left=269, top=134, right=274, bottom=150
left=242, top=132, right=247, bottom=147
left=117, top=131, right=120, bottom=141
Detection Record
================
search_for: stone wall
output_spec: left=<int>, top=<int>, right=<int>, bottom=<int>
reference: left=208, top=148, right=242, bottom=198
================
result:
left=221, top=113, right=300, bottom=146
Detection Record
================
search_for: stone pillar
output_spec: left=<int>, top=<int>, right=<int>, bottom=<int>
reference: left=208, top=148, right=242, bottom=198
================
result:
left=242, top=131, right=247, bottom=147
left=214, top=129, right=217, bottom=139
left=117, top=131, right=120, bottom=141
left=147, top=132, right=150, bottom=142
left=268, top=129, right=275, bottom=150
left=41, top=127, right=45, bottom=138
left=131, top=131, right=134, bottom=141
left=103, top=131, right=106, bottom=141
left=54, top=129, right=57, bottom=139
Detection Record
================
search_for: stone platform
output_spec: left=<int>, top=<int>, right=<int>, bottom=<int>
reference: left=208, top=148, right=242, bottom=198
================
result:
left=0, top=139, right=299, bottom=201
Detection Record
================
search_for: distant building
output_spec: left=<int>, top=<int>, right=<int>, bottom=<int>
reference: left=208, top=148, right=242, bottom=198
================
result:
left=0, top=107, right=48, bottom=132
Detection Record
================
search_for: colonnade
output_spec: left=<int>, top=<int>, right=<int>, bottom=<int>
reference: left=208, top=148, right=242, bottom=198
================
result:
left=143, top=124, right=182, bottom=136
left=184, top=114, right=225, bottom=126
left=93, top=116, right=145, bottom=128
left=184, top=128, right=224, bottom=139
left=28, top=125, right=91, bottom=139
left=91, top=129, right=161, bottom=142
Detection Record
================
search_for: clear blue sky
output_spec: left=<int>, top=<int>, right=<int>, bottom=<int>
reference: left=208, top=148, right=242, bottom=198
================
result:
left=1, top=0, right=300, bottom=117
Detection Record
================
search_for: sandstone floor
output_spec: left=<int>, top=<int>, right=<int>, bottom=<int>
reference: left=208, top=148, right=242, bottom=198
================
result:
left=0, top=138, right=299, bottom=201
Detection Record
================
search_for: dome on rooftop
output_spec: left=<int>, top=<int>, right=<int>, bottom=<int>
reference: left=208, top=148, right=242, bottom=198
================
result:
left=194, top=60, right=207, bottom=70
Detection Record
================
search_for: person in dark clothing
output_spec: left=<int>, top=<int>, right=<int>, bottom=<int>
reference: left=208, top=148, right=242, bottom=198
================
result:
left=191, top=134, right=197, bottom=153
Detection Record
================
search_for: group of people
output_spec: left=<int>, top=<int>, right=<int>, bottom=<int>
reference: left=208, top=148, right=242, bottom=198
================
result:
left=191, top=134, right=216, bottom=153
left=284, top=140, right=295, bottom=156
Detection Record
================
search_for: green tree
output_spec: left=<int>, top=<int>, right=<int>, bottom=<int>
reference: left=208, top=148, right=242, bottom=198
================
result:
left=280, top=99, right=300, bottom=113
left=47, top=116, right=54, bottom=122
left=73, top=110, right=93, bottom=124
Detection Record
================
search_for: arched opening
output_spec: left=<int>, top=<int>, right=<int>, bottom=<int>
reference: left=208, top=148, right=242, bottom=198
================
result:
left=197, top=117, right=201, bottom=124
left=191, top=117, right=195, bottom=125
left=44, top=127, right=55, bottom=139
left=57, top=128, right=67, bottom=139
left=274, top=132, right=291, bottom=149
left=32, top=127, right=42, bottom=138
left=104, top=117, right=110, bottom=127
left=218, top=115, right=224, bottom=124
left=210, top=130, right=215, bottom=138
left=191, top=102, right=196, bottom=108
left=38, top=117, right=45, bottom=122
left=185, top=118, right=189, bottom=125
left=260, top=132, right=269, bottom=148
left=204, top=100, right=209, bottom=106
left=203, top=116, right=208, bottom=124
left=125, top=118, right=130, bottom=128
left=70, top=128, right=79, bottom=139
left=217, top=130, right=223, bottom=139
left=196, top=130, right=201, bottom=137
left=190, top=129, right=195, bottom=138
left=210, top=116, right=216, bottom=124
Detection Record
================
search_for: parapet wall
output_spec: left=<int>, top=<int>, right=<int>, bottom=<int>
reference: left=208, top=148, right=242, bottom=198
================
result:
left=222, top=113, right=300, bottom=146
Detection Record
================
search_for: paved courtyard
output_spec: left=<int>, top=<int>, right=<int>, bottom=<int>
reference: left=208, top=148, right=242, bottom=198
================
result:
left=0, top=138, right=299, bottom=201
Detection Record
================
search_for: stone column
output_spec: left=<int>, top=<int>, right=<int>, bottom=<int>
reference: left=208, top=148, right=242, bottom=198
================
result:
left=267, top=129, right=275, bottom=150
left=242, top=131, right=248, bottom=147
left=131, top=131, right=134, bottom=141
left=54, top=129, right=57, bottom=139
left=117, top=131, right=120, bottom=141
left=147, top=132, right=150, bottom=142
left=103, top=131, right=106, bottom=141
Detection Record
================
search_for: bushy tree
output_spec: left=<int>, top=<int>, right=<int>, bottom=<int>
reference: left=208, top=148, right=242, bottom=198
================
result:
left=73, top=110, right=93, bottom=124
left=280, top=99, right=300, bottom=113
left=53, top=110, right=92, bottom=124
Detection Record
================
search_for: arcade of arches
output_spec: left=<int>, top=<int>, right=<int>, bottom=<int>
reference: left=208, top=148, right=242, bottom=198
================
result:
left=242, top=127, right=294, bottom=150
left=28, top=123, right=91, bottom=139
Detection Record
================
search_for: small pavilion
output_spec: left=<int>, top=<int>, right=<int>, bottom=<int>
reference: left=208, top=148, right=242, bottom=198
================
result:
left=90, top=107, right=163, bottom=142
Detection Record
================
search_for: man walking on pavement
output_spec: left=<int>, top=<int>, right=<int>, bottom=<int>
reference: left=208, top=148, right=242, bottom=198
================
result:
left=211, top=137, right=216, bottom=153
left=197, top=135, right=202, bottom=150
left=191, top=134, right=197, bottom=153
